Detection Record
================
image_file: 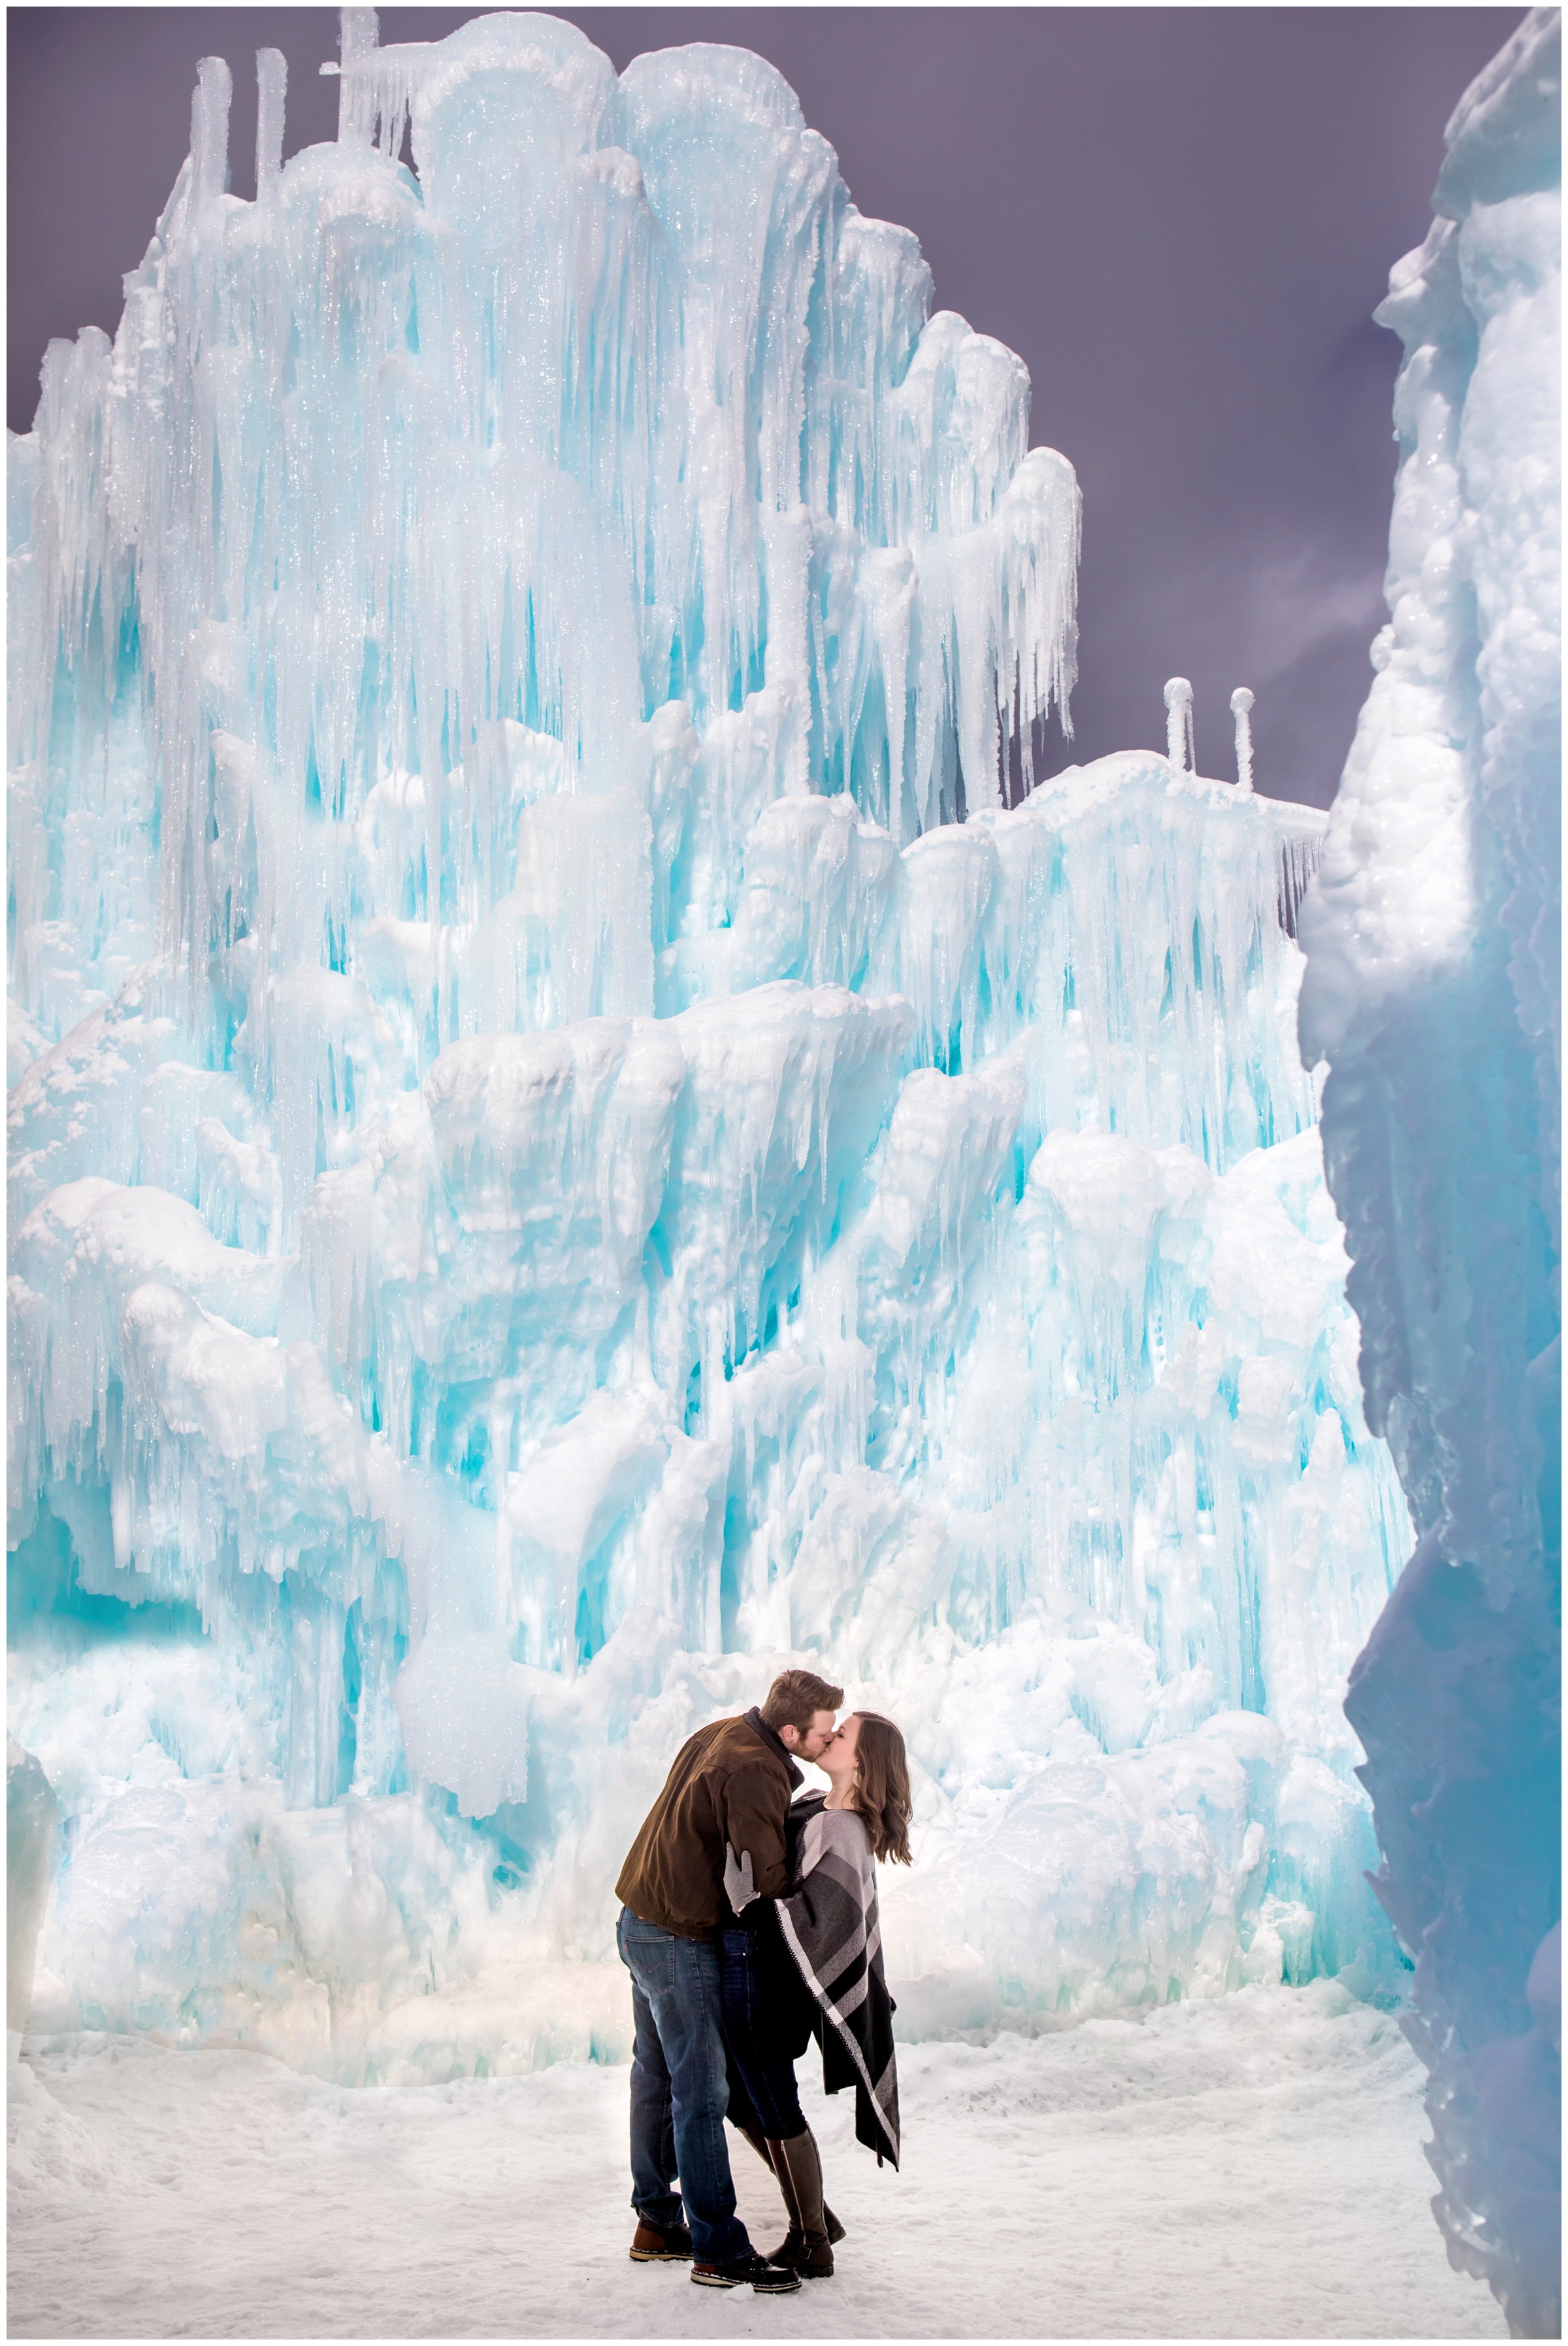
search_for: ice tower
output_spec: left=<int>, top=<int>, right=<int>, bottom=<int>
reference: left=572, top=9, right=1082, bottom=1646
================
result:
left=1301, top=11, right=1561, bottom=2334
left=11, top=12, right=1403, bottom=2086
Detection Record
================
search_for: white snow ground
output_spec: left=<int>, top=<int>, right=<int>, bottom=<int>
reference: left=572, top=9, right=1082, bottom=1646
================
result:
left=8, top=1979, right=1505, bottom=2341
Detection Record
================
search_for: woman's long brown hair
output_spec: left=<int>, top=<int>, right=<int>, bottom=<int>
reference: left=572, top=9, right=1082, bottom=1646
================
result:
left=849, top=1712, right=912, bottom=1864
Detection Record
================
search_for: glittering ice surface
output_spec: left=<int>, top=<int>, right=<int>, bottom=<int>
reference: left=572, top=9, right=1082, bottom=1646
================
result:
left=9, top=12, right=1407, bottom=2086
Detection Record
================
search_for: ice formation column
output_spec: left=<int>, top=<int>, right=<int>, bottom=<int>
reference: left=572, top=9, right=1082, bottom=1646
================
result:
left=1299, top=12, right=1560, bottom=2335
left=1230, top=687, right=1254, bottom=793
left=1163, top=674, right=1194, bottom=772
left=255, top=47, right=286, bottom=198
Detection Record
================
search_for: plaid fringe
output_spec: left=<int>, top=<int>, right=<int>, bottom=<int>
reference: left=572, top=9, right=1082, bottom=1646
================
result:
left=775, top=1798, right=901, bottom=2167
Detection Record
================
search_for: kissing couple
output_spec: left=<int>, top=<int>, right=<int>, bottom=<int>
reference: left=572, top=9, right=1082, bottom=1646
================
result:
left=614, top=1668, right=910, bottom=2293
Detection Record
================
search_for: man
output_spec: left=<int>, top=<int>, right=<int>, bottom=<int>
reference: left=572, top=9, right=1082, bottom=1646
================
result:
left=615, top=1667, right=842, bottom=2293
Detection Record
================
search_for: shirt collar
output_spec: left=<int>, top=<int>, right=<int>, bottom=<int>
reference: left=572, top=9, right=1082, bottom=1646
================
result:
left=743, top=1705, right=804, bottom=1789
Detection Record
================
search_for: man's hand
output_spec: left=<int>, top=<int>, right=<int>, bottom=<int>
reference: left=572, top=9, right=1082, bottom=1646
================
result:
left=724, top=1842, right=758, bottom=1916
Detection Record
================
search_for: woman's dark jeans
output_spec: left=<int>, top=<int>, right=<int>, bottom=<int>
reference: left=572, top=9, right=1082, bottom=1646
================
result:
left=617, top=1907, right=752, bottom=2262
left=719, top=1923, right=806, bottom=2139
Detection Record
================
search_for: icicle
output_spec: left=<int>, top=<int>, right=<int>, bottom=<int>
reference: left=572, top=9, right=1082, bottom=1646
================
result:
left=256, top=48, right=286, bottom=200
left=1277, top=824, right=1322, bottom=940
left=1230, top=686, right=1255, bottom=793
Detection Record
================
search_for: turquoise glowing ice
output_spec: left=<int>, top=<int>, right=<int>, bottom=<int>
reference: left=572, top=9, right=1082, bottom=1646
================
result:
left=10, top=14, right=1406, bottom=2081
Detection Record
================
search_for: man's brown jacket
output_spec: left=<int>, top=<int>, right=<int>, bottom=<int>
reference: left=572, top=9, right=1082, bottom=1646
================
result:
left=616, top=1708, right=802, bottom=1940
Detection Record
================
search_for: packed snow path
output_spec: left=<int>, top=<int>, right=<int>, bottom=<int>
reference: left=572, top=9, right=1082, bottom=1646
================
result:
left=9, top=1983, right=1502, bottom=2339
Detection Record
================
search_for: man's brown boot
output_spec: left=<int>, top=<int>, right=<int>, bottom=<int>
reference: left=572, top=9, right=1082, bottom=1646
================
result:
left=735, top=2123, right=845, bottom=2244
left=764, top=2128, right=834, bottom=2276
left=630, top=2216, right=691, bottom=2261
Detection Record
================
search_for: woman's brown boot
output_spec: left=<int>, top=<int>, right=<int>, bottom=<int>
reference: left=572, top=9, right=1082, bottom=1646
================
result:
left=736, top=2123, right=844, bottom=2243
left=765, top=2128, right=835, bottom=2276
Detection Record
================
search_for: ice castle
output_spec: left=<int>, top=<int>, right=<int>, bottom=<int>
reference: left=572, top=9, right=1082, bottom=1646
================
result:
left=6, top=8, right=1558, bottom=2328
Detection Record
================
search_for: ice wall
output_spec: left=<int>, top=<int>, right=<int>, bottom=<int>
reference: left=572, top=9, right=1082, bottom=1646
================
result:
left=1298, top=10, right=1561, bottom=2336
left=10, top=11, right=1401, bottom=2081
left=7, top=1740, right=60, bottom=2055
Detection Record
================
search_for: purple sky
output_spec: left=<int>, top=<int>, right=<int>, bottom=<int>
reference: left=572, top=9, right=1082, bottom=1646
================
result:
left=8, top=7, right=1516, bottom=805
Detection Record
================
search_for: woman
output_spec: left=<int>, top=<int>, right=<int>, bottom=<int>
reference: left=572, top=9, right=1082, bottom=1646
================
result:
left=719, top=1711, right=911, bottom=2278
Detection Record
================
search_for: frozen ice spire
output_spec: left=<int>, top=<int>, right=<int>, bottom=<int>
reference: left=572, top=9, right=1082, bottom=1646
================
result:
left=190, top=54, right=232, bottom=210
left=1230, top=687, right=1255, bottom=792
left=256, top=48, right=286, bottom=200
left=1164, top=676, right=1194, bottom=772
left=338, top=7, right=378, bottom=142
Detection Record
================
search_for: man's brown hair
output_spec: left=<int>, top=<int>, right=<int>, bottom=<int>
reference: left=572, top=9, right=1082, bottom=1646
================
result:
left=760, top=1668, right=843, bottom=1734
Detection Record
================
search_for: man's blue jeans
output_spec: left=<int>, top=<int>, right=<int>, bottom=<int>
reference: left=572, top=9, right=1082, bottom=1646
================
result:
left=616, top=1906, right=752, bottom=2264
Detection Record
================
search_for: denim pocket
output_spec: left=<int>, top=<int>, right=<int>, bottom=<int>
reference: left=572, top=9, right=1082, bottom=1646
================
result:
left=618, top=1909, right=678, bottom=1990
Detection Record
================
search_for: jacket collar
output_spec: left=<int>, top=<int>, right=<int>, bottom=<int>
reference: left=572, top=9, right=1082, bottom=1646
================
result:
left=743, top=1705, right=804, bottom=1790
